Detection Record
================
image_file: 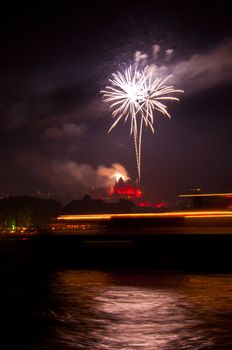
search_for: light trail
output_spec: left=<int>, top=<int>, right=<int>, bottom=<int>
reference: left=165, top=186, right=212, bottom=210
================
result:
left=179, top=193, right=232, bottom=198
left=57, top=211, right=232, bottom=222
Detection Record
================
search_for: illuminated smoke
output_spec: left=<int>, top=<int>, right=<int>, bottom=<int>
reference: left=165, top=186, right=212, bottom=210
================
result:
left=152, top=44, right=160, bottom=60
left=134, top=50, right=148, bottom=63
left=48, top=161, right=130, bottom=189
left=165, top=48, right=174, bottom=61
left=18, top=151, right=130, bottom=196
left=97, top=163, right=130, bottom=183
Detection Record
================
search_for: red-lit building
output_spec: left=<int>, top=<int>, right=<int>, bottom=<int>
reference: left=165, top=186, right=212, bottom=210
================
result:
left=109, top=177, right=167, bottom=210
left=111, top=177, right=142, bottom=200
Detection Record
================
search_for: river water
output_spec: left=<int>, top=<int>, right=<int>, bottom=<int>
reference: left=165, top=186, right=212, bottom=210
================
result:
left=0, top=240, right=232, bottom=349
left=42, top=270, right=232, bottom=350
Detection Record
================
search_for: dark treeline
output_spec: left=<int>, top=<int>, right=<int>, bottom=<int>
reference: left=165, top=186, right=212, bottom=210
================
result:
left=0, top=196, right=61, bottom=228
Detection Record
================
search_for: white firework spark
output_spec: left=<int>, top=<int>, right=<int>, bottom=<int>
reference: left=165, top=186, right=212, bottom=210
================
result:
left=101, top=65, right=183, bottom=182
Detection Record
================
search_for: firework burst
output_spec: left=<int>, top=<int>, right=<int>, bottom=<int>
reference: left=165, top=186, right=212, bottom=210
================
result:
left=101, top=65, right=183, bottom=182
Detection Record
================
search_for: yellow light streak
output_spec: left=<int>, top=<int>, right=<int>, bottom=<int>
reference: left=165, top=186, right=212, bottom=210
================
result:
left=57, top=211, right=232, bottom=221
left=57, top=215, right=111, bottom=221
left=185, top=214, right=232, bottom=218
left=179, top=193, right=232, bottom=198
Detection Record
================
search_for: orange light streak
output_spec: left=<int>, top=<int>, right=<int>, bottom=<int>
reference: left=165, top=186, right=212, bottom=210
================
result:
left=57, top=211, right=232, bottom=221
left=179, top=193, right=232, bottom=198
left=185, top=214, right=232, bottom=218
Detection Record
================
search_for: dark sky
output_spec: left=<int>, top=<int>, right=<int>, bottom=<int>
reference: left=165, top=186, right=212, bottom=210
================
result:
left=0, top=0, right=232, bottom=202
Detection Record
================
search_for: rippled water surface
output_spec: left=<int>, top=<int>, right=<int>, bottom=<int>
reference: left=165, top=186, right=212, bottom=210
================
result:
left=0, top=240, right=232, bottom=349
left=38, top=270, right=232, bottom=350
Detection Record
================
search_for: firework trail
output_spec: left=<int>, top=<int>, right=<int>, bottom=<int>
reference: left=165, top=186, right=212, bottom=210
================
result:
left=101, top=65, right=183, bottom=182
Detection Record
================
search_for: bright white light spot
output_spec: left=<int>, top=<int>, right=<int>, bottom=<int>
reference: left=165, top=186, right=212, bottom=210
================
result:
left=113, top=172, right=125, bottom=182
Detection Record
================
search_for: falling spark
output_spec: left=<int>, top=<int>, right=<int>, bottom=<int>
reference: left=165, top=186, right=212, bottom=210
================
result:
left=101, top=65, right=183, bottom=182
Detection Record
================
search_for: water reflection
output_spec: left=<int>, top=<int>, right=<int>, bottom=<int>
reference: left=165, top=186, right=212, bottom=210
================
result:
left=93, top=288, right=207, bottom=349
left=45, top=271, right=232, bottom=349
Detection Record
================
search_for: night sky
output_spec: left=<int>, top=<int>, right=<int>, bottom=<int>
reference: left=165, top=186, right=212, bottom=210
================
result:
left=0, top=1, right=232, bottom=203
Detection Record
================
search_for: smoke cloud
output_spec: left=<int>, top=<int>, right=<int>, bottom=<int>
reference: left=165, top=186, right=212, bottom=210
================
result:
left=172, top=41, right=232, bottom=93
left=97, top=163, right=130, bottom=182
left=135, top=40, right=232, bottom=94
left=18, top=151, right=129, bottom=198
left=44, top=122, right=85, bottom=140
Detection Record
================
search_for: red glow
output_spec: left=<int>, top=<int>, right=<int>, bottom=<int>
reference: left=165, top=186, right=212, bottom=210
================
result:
left=114, top=185, right=142, bottom=197
left=111, top=178, right=142, bottom=198
left=139, top=201, right=152, bottom=207
left=155, top=202, right=168, bottom=209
